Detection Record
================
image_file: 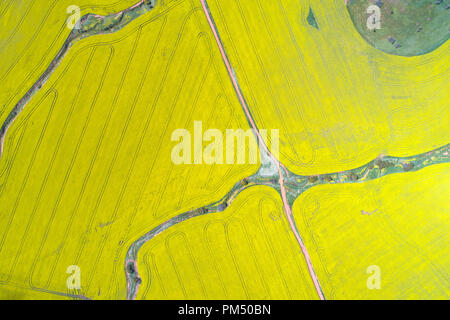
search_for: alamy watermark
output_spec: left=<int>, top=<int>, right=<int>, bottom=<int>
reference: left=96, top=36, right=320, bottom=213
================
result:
left=367, top=5, right=381, bottom=30
left=171, top=121, right=279, bottom=165
left=66, top=5, right=81, bottom=30
left=66, top=265, right=81, bottom=290
left=366, top=265, right=381, bottom=290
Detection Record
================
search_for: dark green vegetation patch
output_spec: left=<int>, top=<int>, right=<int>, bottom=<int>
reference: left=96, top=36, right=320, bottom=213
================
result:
left=307, top=7, right=319, bottom=29
left=347, top=0, right=449, bottom=56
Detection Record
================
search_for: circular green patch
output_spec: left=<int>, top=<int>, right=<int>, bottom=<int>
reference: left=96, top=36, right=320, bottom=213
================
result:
left=347, top=0, right=449, bottom=56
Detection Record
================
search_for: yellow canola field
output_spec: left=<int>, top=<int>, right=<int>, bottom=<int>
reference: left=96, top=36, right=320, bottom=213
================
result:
left=0, top=0, right=448, bottom=300
left=293, top=164, right=449, bottom=299
left=206, top=0, right=449, bottom=174
left=0, top=0, right=142, bottom=126
left=0, top=0, right=257, bottom=299
left=139, top=0, right=449, bottom=300
left=135, top=186, right=318, bottom=300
